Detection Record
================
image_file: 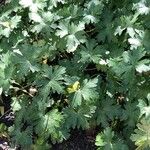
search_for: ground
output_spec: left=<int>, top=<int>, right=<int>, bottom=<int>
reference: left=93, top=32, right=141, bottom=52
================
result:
left=52, top=129, right=97, bottom=150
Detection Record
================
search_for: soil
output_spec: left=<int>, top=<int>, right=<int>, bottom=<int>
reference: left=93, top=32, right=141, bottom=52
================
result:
left=52, top=129, right=97, bottom=150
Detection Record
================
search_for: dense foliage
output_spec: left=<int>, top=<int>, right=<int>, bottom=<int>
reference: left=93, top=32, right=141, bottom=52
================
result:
left=0, top=0, right=150, bottom=149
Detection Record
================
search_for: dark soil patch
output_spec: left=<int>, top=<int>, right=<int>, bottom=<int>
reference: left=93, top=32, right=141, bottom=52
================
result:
left=0, top=94, right=14, bottom=127
left=52, top=129, right=97, bottom=150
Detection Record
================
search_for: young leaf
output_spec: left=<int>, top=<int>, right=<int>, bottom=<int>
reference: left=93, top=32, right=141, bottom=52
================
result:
left=131, top=118, right=150, bottom=150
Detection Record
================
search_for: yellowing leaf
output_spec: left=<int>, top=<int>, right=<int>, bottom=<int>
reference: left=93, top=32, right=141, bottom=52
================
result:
left=67, top=81, right=80, bottom=93
left=42, top=56, right=48, bottom=64
left=0, top=106, right=4, bottom=115
left=0, top=22, right=10, bottom=28
left=42, top=58, right=48, bottom=64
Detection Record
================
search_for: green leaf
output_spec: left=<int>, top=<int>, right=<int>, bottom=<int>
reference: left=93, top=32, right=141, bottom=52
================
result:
left=95, top=127, right=114, bottom=147
left=29, top=12, right=43, bottom=23
left=133, top=2, right=150, bottom=15
left=136, top=64, right=150, bottom=73
left=131, top=118, right=150, bottom=150
left=138, top=93, right=150, bottom=119
left=11, top=97, right=22, bottom=112
left=11, top=127, right=33, bottom=149
left=56, top=22, right=85, bottom=52
left=79, top=39, right=102, bottom=63
left=36, top=65, right=66, bottom=101
left=70, top=77, right=99, bottom=107
left=63, top=105, right=96, bottom=129
left=56, top=21, right=69, bottom=38
left=96, top=127, right=128, bottom=150
left=51, top=0, right=65, bottom=7
left=35, top=109, right=64, bottom=143
left=96, top=98, right=121, bottom=127
left=122, top=101, right=140, bottom=127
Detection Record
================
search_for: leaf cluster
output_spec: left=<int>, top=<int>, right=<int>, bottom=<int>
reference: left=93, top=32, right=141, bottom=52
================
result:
left=0, top=0, right=150, bottom=149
